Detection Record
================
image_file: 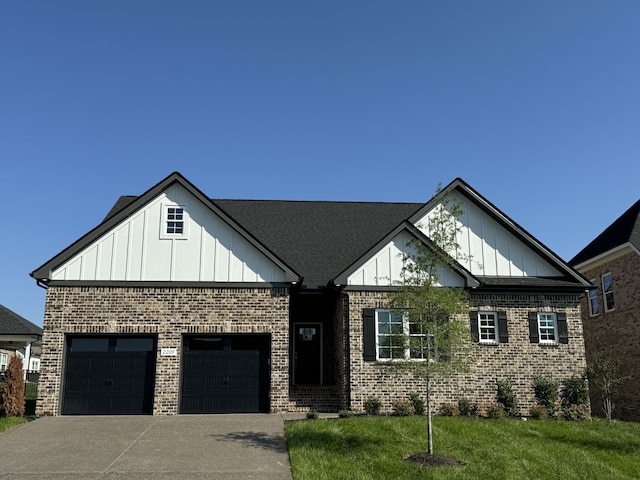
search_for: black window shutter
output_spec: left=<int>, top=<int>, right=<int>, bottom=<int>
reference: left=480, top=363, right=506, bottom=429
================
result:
left=498, top=311, right=509, bottom=343
left=557, top=312, right=569, bottom=344
left=528, top=312, right=539, bottom=343
left=363, top=308, right=376, bottom=361
left=469, top=311, right=479, bottom=342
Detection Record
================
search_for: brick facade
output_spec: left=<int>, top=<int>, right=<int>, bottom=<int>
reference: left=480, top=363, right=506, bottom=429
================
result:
left=36, top=286, right=290, bottom=416
left=346, top=290, right=587, bottom=416
left=37, top=284, right=588, bottom=417
left=578, top=250, right=640, bottom=421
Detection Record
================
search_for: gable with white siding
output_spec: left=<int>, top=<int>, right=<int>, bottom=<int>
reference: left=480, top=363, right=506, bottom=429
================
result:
left=50, top=183, right=291, bottom=283
left=412, top=190, right=561, bottom=278
left=345, top=229, right=466, bottom=287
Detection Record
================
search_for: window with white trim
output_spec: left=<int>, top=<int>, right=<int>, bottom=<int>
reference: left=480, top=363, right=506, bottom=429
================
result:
left=588, top=279, right=599, bottom=316
left=0, top=353, right=7, bottom=372
left=478, top=312, right=498, bottom=343
left=161, top=204, right=188, bottom=239
left=375, top=309, right=430, bottom=361
left=29, top=358, right=40, bottom=371
left=602, top=273, right=614, bottom=312
left=537, top=312, right=558, bottom=343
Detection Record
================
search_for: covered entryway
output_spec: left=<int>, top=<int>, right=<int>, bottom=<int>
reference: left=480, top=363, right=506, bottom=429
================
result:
left=180, top=335, right=270, bottom=413
left=62, top=335, right=157, bottom=415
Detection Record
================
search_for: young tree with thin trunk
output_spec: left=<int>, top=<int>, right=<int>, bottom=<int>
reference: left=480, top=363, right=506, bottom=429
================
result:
left=388, top=188, right=474, bottom=456
left=587, top=352, right=628, bottom=421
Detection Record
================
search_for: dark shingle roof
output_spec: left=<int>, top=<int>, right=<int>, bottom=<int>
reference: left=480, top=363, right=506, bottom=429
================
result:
left=570, top=199, right=640, bottom=266
left=0, top=305, right=42, bottom=336
left=214, top=200, right=422, bottom=288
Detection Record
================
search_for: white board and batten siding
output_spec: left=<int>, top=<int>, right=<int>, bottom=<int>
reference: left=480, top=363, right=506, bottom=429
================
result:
left=414, top=191, right=561, bottom=278
left=50, top=184, right=288, bottom=283
left=346, top=230, right=466, bottom=287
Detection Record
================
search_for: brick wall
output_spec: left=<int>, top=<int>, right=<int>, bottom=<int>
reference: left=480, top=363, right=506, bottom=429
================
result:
left=579, top=250, right=640, bottom=421
left=36, top=286, right=290, bottom=416
left=346, top=290, right=586, bottom=416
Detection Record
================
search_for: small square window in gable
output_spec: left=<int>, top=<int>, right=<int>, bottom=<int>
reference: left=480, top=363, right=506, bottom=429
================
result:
left=161, top=204, right=189, bottom=239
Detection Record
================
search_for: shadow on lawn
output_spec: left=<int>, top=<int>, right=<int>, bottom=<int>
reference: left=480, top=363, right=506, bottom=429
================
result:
left=207, top=431, right=288, bottom=453
left=544, top=432, right=640, bottom=454
left=285, top=428, right=383, bottom=454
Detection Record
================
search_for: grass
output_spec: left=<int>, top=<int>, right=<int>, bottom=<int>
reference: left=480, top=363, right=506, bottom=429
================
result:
left=0, top=416, right=27, bottom=433
left=285, top=416, right=640, bottom=480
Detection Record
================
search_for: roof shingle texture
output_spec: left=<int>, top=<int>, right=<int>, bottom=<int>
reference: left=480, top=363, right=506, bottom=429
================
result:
left=570, top=199, right=640, bottom=266
left=0, top=305, right=42, bottom=336
left=214, top=200, right=422, bottom=288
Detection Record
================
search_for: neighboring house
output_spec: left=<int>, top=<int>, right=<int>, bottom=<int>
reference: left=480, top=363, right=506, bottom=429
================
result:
left=570, top=199, right=640, bottom=421
left=0, top=304, right=42, bottom=375
left=31, top=172, right=590, bottom=416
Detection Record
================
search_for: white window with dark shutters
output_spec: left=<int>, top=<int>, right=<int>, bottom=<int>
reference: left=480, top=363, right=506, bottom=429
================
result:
left=588, top=279, right=599, bottom=316
left=469, top=311, right=508, bottom=344
left=528, top=311, right=569, bottom=345
left=602, top=273, right=614, bottom=312
left=363, top=308, right=432, bottom=361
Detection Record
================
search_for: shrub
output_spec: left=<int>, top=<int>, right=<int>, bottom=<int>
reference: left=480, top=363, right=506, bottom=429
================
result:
left=533, top=376, right=558, bottom=412
left=496, top=379, right=518, bottom=417
left=485, top=403, right=506, bottom=419
left=528, top=405, right=548, bottom=420
left=409, top=392, right=425, bottom=416
left=392, top=400, right=414, bottom=417
left=0, top=355, right=25, bottom=417
left=306, top=409, right=319, bottom=420
left=562, top=404, right=591, bottom=421
left=338, top=409, right=354, bottom=418
left=363, top=397, right=382, bottom=416
left=561, top=376, right=589, bottom=408
left=439, top=403, right=460, bottom=417
left=458, top=397, right=479, bottom=417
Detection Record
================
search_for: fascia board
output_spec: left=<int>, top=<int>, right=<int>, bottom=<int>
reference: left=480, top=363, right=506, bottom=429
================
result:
left=572, top=242, right=639, bottom=272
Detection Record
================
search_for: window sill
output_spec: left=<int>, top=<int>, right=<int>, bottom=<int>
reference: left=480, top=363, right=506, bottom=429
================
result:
left=538, top=342, right=559, bottom=347
left=478, top=341, right=499, bottom=346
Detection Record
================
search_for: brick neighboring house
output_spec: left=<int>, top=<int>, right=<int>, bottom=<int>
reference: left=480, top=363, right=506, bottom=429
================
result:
left=570, top=199, right=640, bottom=421
left=31, top=172, right=591, bottom=416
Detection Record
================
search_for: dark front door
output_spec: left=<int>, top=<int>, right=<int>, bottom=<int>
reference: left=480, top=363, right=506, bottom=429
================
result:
left=181, top=335, right=270, bottom=413
left=293, top=323, right=322, bottom=384
left=62, top=336, right=156, bottom=415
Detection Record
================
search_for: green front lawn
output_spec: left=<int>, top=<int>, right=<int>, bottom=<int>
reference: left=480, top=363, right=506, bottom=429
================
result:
left=285, top=416, right=640, bottom=480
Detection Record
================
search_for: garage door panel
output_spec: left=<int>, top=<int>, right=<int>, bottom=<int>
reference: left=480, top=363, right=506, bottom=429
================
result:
left=181, top=335, right=269, bottom=414
left=62, top=336, right=156, bottom=415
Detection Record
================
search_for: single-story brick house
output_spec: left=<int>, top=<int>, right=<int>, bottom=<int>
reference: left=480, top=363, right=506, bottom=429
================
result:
left=31, top=172, right=591, bottom=416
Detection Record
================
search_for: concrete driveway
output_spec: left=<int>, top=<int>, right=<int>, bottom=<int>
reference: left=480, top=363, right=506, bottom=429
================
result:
left=0, top=415, right=294, bottom=479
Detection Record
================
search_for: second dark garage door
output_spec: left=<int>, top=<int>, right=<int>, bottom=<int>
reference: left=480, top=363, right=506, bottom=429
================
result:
left=180, top=335, right=270, bottom=413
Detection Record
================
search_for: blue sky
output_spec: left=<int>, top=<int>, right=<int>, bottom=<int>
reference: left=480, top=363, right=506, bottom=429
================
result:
left=2, top=1, right=639, bottom=326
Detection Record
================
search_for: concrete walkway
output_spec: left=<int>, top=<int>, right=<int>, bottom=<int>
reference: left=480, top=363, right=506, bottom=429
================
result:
left=0, top=415, right=295, bottom=479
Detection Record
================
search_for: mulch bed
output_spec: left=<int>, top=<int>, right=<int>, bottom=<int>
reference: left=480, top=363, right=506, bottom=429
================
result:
left=404, top=452, right=465, bottom=468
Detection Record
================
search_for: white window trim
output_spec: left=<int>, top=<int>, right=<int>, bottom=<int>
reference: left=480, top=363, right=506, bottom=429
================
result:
left=0, top=352, right=8, bottom=372
left=602, top=272, right=615, bottom=312
left=587, top=279, right=599, bottom=316
left=160, top=203, right=189, bottom=240
left=478, top=311, right=499, bottom=344
left=537, top=312, right=558, bottom=344
left=374, top=309, right=430, bottom=362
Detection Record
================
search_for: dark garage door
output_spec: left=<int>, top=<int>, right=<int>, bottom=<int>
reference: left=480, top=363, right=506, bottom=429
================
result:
left=62, top=336, right=157, bottom=415
left=181, top=335, right=270, bottom=413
